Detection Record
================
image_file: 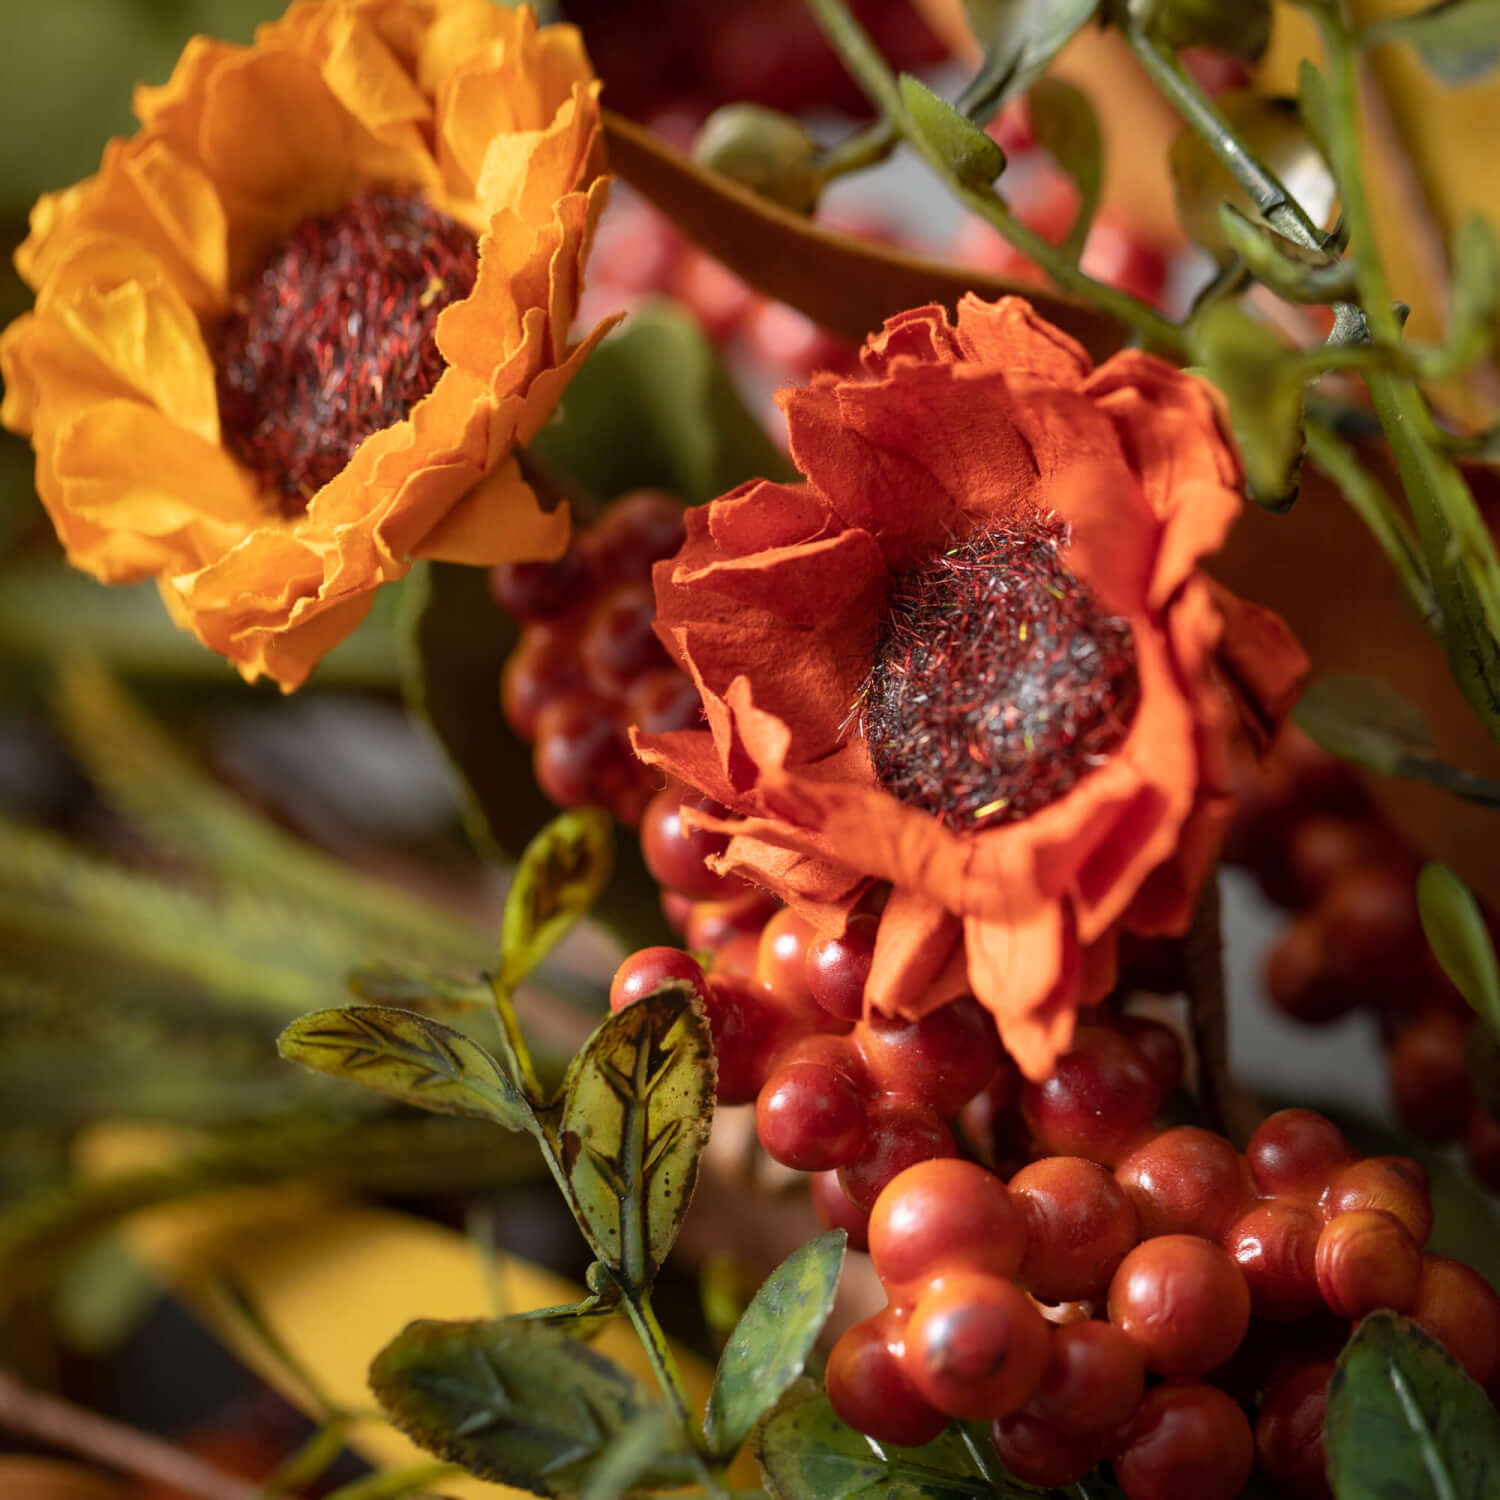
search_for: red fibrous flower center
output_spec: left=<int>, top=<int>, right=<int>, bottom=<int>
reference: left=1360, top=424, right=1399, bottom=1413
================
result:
left=213, top=187, right=480, bottom=514
left=860, top=519, right=1139, bottom=830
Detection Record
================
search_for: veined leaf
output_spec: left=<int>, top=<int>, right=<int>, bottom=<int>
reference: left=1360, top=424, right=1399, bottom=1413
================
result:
left=1326, top=1311, right=1500, bottom=1498
left=703, top=1230, right=846, bottom=1459
left=499, top=809, right=614, bottom=994
left=368, top=1317, right=696, bottom=1496
left=558, top=984, right=716, bottom=1292
left=278, top=1007, right=533, bottom=1133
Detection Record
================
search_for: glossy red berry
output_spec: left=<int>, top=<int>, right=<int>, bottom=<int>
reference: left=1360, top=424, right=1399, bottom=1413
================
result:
left=1255, top=1359, right=1335, bottom=1500
left=609, top=947, right=713, bottom=1014
left=825, top=1310, right=949, bottom=1448
left=867, top=1159, right=1027, bottom=1300
left=855, top=996, right=1000, bottom=1115
left=838, top=1097, right=957, bottom=1214
left=990, top=1410, right=1104, bottom=1487
left=1246, top=1109, right=1355, bottom=1201
left=640, top=785, right=738, bottom=900
left=1389, top=1012, right=1471, bottom=1141
left=1107, top=1235, right=1250, bottom=1377
left=1222, top=1200, right=1323, bottom=1321
left=683, top=889, right=778, bottom=952
left=533, top=693, right=640, bottom=811
left=489, top=547, right=589, bottom=622
left=905, top=1272, right=1050, bottom=1420
left=501, top=626, right=587, bottom=741
left=755, top=1060, right=868, bottom=1172
left=1113, top=1384, right=1254, bottom=1500
left=755, top=908, right=822, bottom=1019
left=1021, top=1027, right=1161, bottom=1166
left=810, top=1169, right=870, bottom=1252
left=1322, top=1156, right=1433, bottom=1245
left=625, top=667, right=702, bottom=735
left=805, top=913, right=878, bottom=1022
left=1034, top=1319, right=1145, bottom=1434
left=580, top=490, right=686, bottom=586
left=1115, top=1127, right=1253, bottom=1242
left=1010, top=1156, right=1140, bottom=1304
left=1114, top=1014, right=1185, bottom=1098
left=1315, top=1209, right=1423, bottom=1318
left=580, top=580, right=670, bottom=699
left=702, top=972, right=792, bottom=1106
left=1412, top=1255, right=1500, bottom=1385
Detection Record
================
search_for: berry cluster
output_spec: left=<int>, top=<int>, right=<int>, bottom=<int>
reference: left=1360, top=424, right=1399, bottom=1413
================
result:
left=821, top=1076, right=1500, bottom=1499
left=492, top=490, right=698, bottom=826
left=1225, top=727, right=1500, bottom=1188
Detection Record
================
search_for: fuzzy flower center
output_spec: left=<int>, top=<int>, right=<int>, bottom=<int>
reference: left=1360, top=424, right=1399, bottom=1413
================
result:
left=213, top=187, right=480, bottom=514
left=860, top=520, right=1139, bottom=830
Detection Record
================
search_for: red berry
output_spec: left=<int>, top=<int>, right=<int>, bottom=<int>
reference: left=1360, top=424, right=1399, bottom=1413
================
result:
left=905, top=1272, right=1050, bottom=1420
left=825, top=1309, right=948, bottom=1448
left=755, top=907, right=822, bottom=1019
left=1222, top=1200, right=1323, bottom=1321
left=501, top=625, right=587, bottom=741
left=1322, top=1156, right=1433, bottom=1244
left=838, top=1097, right=956, bottom=1214
left=626, top=667, right=703, bottom=735
left=1316, top=1209, right=1423, bottom=1318
left=1034, top=1320, right=1145, bottom=1434
left=1389, top=1012, right=1471, bottom=1141
left=641, top=785, right=738, bottom=900
left=867, top=1159, right=1027, bottom=1300
left=1113, top=1384, right=1254, bottom=1500
left=580, top=490, right=686, bottom=585
left=1266, top=916, right=1361, bottom=1024
left=1247, top=1109, right=1355, bottom=1201
left=1107, top=1235, right=1250, bottom=1377
left=855, top=996, right=1000, bottom=1116
left=1412, top=1255, right=1500, bottom=1385
left=1464, top=1104, right=1500, bottom=1191
left=533, top=693, right=640, bottom=810
left=1284, top=815, right=1405, bottom=908
left=609, top=947, right=712, bottom=1014
left=580, top=579, right=670, bottom=699
left=489, top=547, right=590, bottom=622
left=756, top=1060, right=868, bottom=1172
left=711, top=931, right=760, bottom=980
left=990, top=1409, right=1103, bottom=1487
left=1010, top=1156, right=1140, bottom=1304
left=806, top=913, right=878, bottom=1022
left=1115, top=1127, right=1253, bottom=1242
left=810, top=1168, right=870, bottom=1252
left=683, top=889, right=779, bottom=952
left=1115, top=1014, right=1185, bottom=1098
left=1255, top=1359, right=1335, bottom=1500
left=1079, top=218, right=1167, bottom=307
left=703, top=972, right=792, bottom=1106
left=1020, top=1027, right=1162, bottom=1166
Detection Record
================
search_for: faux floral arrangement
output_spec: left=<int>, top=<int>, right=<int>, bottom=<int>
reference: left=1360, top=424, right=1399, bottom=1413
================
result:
left=2, top=2, right=1500, bottom=1498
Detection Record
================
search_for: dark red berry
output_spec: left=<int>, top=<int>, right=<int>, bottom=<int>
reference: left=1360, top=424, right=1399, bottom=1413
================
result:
left=1113, top=1384, right=1254, bottom=1500
left=489, top=547, right=590, bottom=622
left=609, top=947, right=713, bottom=1014
left=1034, top=1319, right=1145, bottom=1434
left=1114, top=1127, right=1253, bottom=1242
left=1411, top=1255, right=1500, bottom=1384
left=1010, top=1156, right=1140, bottom=1304
left=810, top=1169, right=869, bottom=1251
left=1389, top=1012, right=1471, bottom=1141
left=641, top=785, right=741, bottom=900
left=991, top=1410, right=1103, bottom=1487
left=533, top=693, right=640, bottom=810
left=855, top=996, right=1001, bottom=1116
left=756, top=1061, right=868, bottom=1172
left=1222, top=1200, right=1323, bottom=1321
left=1246, top=1109, right=1355, bottom=1202
left=626, top=667, right=703, bottom=734
left=501, top=625, right=587, bottom=741
left=703, top=972, right=793, bottom=1106
left=1107, top=1235, right=1249, bottom=1377
left=683, top=889, right=779, bottom=952
left=580, top=580, right=670, bottom=698
left=838, top=1097, right=957, bottom=1214
left=1255, top=1359, right=1334, bottom=1500
left=581, top=490, right=686, bottom=586
left=825, top=1310, right=948, bottom=1448
left=1021, top=1027, right=1161, bottom=1166
left=806, top=913, right=878, bottom=1022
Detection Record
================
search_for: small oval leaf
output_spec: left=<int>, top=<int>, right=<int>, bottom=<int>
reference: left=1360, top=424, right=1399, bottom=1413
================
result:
left=1294, top=674, right=1434, bottom=774
left=369, top=1317, right=695, bottom=1496
left=1027, top=76, right=1102, bottom=261
left=1326, top=1311, right=1500, bottom=1499
left=1417, top=862, right=1500, bottom=1029
left=559, top=984, right=716, bottom=1291
left=898, top=74, right=1006, bottom=186
left=499, top=809, right=614, bottom=993
left=277, top=1006, right=533, bottom=1133
left=704, top=1230, right=847, bottom=1458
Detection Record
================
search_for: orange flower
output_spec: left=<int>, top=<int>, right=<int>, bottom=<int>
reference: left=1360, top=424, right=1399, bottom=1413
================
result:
left=1, top=0, right=609, bottom=689
left=635, top=297, right=1308, bottom=1079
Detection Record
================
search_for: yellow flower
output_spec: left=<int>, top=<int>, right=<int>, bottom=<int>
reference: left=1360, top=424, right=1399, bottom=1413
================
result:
left=1, top=0, right=610, bottom=689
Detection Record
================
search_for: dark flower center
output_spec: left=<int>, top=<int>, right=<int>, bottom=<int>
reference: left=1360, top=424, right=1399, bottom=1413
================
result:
left=860, top=519, right=1139, bottom=830
left=213, top=187, right=480, bottom=515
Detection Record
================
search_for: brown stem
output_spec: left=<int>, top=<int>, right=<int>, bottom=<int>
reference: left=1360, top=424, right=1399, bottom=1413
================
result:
left=1181, top=878, right=1261, bottom=1146
left=0, top=1368, right=274, bottom=1500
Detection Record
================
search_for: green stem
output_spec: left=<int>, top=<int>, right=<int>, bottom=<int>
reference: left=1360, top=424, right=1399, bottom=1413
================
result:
left=1317, top=10, right=1500, bottom=740
left=622, top=1289, right=708, bottom=1459
left=489, top=978, right=545, bottom=1104
left=815, top=116, right=898, bottom=181
left=803, top=0, right=1187, bottom=356
left=1305, top=418, right=1440, bottom=635
left=320, top=1463, right=462, bottom=1500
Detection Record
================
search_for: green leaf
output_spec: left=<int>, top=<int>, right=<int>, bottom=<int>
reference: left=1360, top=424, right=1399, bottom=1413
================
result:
left=756, top=1385, right=1006, bottom=1498
left=1326, top=1311, right=1500, bottom=1499
left=278, top=1006, right=534, bottom=1133
left=532, top=300, right=793, bottom=505
left=558, top=983, right=716, bottom=1292
left=1298, top=59, right=1335, bottom=163
left=955, top=0, right=1101, bottom=120
left=1423, top=216, right=1500, bottom=377
left=1191, top=301, right=1305, bottom=510
left=579, top=1410, right=681, bottom=1500
left=398, top=559, right=545, bottom=863
left=369, top=1317, right=696, bottom=1496
left=1417, top=863, right=1500, bottom=1030
left=704, top=1230, right=847, bottom=1459
left=1294, top=676, right=1500, bottom=807
left=1027, top=77, right=1102, bottom=261
left=1218, top=203, right=1357, bottom=303
left=898, top=75, right=1006, bottom=186
left=1361, top=0, right=1500, bottom=83
left=600, top=110, right=1130, bottom=364
left=499, top=809, right=614, bottom=994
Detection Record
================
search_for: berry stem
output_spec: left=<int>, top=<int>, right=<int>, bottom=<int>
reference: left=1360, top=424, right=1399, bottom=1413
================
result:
left=1182, top=878, right=1259, bottom=1146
